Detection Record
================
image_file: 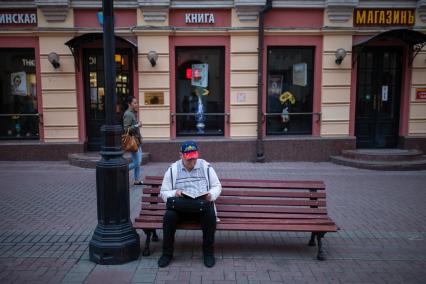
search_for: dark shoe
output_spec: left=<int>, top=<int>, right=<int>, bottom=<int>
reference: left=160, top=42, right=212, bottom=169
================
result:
left=203, top=255, right=215, bottom=268
left=158, top=255, right=172, bottom=268
left=133, top=181, right=143, bottom=185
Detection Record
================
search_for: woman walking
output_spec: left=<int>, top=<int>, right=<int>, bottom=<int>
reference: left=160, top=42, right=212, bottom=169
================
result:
left=123, top=96, right=143, bottom=185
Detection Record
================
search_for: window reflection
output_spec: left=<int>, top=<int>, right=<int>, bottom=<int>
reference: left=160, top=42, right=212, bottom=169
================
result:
left=0, top=49, right=39, bottom=139
left=266, top=47, right=314, bottom=135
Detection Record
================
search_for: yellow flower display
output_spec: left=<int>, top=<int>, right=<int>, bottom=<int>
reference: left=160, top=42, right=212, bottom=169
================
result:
left=279, top=91, right=296, bottom=105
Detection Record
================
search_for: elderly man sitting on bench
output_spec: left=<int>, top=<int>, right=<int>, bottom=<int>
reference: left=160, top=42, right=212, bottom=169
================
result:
left=157, top=141, right=222, bottom=268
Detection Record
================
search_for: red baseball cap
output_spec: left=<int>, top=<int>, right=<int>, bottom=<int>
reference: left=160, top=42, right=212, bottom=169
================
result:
left=181, top=141, right=199, bottom=160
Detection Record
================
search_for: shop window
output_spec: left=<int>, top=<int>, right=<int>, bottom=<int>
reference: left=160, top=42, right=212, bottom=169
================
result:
left=0, top=49, right=39, bottom=139
left=266, top=47, right=314, bottom=135
left=175, top=47, right=225, bottom=136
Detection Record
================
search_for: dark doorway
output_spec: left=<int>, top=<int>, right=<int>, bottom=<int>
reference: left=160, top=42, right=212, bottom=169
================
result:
left=355, top=47, right=403, bottom=148
left=83, top=49, right=133, bottom=151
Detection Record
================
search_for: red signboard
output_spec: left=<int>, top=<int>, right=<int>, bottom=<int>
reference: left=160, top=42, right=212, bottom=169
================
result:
left=416, top=88, right=426, bottom=100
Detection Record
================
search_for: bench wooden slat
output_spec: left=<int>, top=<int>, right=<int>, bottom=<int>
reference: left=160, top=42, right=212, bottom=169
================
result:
left=141, top=203, right=328, bottom=214
left=138, top=210, right=330, bottom=219
left=142, top=196, right=326, bottom=207
left=136, top=215, right=335, bottom=225
left=145, top=176, right=325, bottom=186
left=134, top=222, right=337, bottom=232
left=143, top=188, right=326, bottom=199
left=143, top=178, right=325, bottom=190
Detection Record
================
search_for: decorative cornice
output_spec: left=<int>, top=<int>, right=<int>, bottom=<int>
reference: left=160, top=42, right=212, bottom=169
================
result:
left=358, top=0, right=416, bottom=9
left=273, top=0, right=325, bottom=8
left=325, top=0, right=358, bottom=23
left=36, top=0, right=70, bottom=22
left=170, top=0, right=234, bottom=9
left=418, top=0, right=426, bottom=23
left=234, top=0, right=264, bottom=22
left=138, top=1, right=169, bottom=22
left=0, top=1, right=36, bottom=9
left=70, top=1, right=138, bottom=9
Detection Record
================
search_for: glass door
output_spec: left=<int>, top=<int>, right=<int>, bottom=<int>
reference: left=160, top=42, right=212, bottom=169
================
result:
left=355, top=47, right=402, bottom=148
left=83, top=49, right=132, bottom=150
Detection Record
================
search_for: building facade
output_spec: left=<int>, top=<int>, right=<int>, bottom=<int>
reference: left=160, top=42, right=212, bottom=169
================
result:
left=0, top=0, right=425, bottom=162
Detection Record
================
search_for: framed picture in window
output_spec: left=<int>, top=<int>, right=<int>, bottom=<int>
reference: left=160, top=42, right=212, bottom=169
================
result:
left=268, top=75, right=283, bottom=97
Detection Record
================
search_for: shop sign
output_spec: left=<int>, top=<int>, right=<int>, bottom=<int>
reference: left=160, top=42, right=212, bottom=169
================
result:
left=185, top=13, right=215, bottom=24
left=0, top=12, right=37, bottom=25
left=416, top=88, right=426, bottom=100
left=354, top=9, right=415, bottom=26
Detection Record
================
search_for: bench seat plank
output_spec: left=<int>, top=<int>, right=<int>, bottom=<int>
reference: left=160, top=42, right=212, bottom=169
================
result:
left=134, top=222, right=337, bottom=232
left=141, top=203, right=328, bottom=214
left=138, top=210, right=331, bottom=219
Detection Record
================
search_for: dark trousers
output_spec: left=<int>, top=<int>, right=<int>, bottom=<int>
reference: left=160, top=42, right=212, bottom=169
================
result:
left=162, top=204, right=216, bottom=257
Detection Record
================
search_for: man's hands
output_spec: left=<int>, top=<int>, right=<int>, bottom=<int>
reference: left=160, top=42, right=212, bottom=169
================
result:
left=204, top=193, right=212, bottom=201
left=175, top=189, right=183, bottom=197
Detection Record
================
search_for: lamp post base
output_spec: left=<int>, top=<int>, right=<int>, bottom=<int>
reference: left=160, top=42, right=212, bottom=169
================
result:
left=89, top=223, right=140, bottom=265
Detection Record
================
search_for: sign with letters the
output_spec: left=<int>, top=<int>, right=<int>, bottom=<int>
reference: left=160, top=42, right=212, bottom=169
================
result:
left=0, top=12, right=37, bottom=25
left=354, top=9, right=415, bottom=26
left=185, top=13, right=215, bottom=24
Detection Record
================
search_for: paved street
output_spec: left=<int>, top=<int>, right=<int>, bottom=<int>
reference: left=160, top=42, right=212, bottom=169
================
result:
left=0, top=160, right=426, bottom=283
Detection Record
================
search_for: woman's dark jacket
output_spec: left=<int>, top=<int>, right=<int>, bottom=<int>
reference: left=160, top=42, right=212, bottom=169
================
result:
left=123, top=108, right=142, bottom=145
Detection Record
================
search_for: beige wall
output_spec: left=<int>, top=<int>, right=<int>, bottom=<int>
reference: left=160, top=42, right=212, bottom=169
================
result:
left=137, top=35, right=171, bottom=140
left=39, top=36, right=79, bottom=142
left=321, top=35, right=353, bottom=136
left=230, top=35, right=258, bottom=137
left=408, top=47, right=426, bottom=136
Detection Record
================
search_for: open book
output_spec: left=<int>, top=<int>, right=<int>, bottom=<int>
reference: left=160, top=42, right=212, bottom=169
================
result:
left=181, top=191, right=209, bottom=199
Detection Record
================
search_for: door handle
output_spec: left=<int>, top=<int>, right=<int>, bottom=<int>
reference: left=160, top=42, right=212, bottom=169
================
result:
left=373, top=95, right=377, bottom=110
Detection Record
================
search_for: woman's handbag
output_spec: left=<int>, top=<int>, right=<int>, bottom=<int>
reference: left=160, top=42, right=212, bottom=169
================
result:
left=166, top=197, right=212, bottom=213
left=121, top=129, right=138, bottom=152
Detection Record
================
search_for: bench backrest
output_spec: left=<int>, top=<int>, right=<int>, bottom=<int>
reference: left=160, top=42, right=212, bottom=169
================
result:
left=141, top=176, right=329, bottom=219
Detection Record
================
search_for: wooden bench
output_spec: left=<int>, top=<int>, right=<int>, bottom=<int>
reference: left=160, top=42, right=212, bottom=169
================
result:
left=134, top=176, right=338, bottom=260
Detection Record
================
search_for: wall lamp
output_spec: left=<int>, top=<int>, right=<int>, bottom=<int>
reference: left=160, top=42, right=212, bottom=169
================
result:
left=335, top=48, right=347, bottom=65
left=48, top=52, right=61, bottom=69
left=147, top=50, right=158, bottom=67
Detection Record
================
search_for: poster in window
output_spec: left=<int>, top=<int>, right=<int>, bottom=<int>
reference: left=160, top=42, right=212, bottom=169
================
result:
left=10, top=71, right=27, bottom=96
left=191, top=63, right=208, bottom=88
left=293, top=63, right=307, bottom=87
left=268, top=75, right=283, bottom=97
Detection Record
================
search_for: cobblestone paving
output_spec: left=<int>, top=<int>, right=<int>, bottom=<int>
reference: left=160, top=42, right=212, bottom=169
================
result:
left=0, top=161, right=425, bottom=283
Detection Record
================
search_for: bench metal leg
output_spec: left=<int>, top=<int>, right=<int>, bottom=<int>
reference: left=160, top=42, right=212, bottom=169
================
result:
left=308, top=232, right=316, bottom=246
left=316, top=232, right=326, bottom=261
left=152, top=229, right=159, bottom=242
left=142, top=230, right=152, bottom=256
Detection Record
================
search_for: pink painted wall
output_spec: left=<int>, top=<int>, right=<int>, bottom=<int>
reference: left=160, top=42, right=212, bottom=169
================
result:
left=169, top=36, right=231, bottom=138
left=0, top=36, right=44, bottom=141
left=169, top=9, right=231, bottom=27
left=265, top=9, right=323, bottom=28
left=264, top=35, right=323, bottom=136
left=74, top=9, right=136, bottom=28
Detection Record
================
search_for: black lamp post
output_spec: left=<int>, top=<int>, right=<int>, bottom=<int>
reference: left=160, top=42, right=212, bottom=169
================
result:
left=89, top=0, right=140, bottom=264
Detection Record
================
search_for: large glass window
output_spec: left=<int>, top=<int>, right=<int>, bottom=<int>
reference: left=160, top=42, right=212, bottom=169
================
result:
left=0, top=49, right=39, bottom=139
left=266, top=47, right=314, bottom=135
left=175, top=47, right=225, bottom=136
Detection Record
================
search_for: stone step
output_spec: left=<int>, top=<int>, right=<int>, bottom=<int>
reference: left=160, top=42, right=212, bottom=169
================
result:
left=341, top=149, right=423, bottom=161
left=68, top=152, right=150, bottom=169
left=330, top=155, right=426, bottom=171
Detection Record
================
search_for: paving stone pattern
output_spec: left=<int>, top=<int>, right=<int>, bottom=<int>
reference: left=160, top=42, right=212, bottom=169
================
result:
left=0, top=161, right=425, bottom=283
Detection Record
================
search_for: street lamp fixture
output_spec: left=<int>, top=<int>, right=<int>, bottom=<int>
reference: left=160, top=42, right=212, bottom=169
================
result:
left=147, top=50, right=158, bottom=67
left=48, top=52, right=60, bottom=69
left=335, top=48, right=347, bottom=65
